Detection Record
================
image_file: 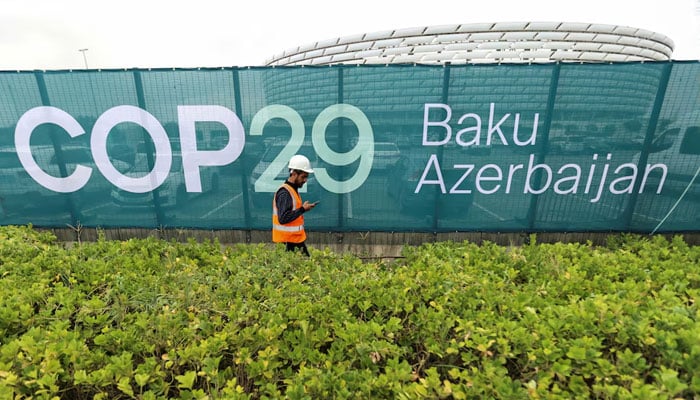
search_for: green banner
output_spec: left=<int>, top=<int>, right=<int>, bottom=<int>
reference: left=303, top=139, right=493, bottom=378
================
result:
left=0, top=62, right=698, bottom=233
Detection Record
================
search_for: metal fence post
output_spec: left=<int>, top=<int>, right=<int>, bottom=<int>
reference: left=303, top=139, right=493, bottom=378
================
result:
left=526, top=63, right=561, bottom=231
left=132, top=70, right=165, bottom=225
left=34, top=71, right=79, bottom=227
left=231, top=69, right=252, bottom=235
left=622, top=62, right=674, bottom=229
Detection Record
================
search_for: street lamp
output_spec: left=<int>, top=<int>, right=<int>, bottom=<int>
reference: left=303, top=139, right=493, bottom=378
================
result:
left=78, top=48, right=89, bottom=69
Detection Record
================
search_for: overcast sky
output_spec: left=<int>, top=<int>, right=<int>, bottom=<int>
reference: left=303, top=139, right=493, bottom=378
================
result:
left=1, top=0, right=699, bottom=71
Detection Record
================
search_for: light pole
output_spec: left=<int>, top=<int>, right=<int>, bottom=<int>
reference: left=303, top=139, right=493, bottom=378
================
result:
left=78, top=48, right=89, bottom=69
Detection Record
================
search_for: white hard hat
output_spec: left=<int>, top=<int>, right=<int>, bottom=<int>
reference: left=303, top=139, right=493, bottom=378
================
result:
left=288, top=154, right=314, bottom=173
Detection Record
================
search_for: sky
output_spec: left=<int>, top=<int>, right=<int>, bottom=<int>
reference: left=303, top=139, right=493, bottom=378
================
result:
left=1, top=0, right=699, bottom=71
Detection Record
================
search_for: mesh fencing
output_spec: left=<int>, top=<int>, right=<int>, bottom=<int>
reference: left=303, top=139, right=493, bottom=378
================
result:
left=0, top=62, right=698, bottom=233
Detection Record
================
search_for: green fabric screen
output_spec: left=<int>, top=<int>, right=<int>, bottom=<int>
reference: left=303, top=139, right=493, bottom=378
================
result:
left=0, top=61, right=698, bottom=233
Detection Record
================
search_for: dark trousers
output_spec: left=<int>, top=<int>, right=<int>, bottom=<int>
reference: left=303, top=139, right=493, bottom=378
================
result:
left=285, top=241, right=310, bottom=257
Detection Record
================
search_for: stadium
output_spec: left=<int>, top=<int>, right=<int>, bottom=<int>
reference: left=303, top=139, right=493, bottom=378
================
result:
left=265, top=21, right=675, bottom=66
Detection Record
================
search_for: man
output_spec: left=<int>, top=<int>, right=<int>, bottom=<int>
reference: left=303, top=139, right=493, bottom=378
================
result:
left=272, top=154, right=318, bottom=256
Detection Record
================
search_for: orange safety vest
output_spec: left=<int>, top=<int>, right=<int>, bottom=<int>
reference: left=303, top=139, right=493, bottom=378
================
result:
left=272, top=183, right=306, bottom=243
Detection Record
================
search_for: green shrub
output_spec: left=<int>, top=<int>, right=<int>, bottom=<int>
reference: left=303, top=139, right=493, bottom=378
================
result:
left=0, top=226, right=697, bottom=399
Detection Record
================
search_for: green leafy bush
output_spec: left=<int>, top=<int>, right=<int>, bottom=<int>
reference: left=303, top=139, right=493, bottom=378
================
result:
left=0, top=226, right=697, bottom=399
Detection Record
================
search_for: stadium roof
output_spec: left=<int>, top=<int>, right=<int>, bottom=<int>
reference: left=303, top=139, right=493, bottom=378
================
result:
left=266, top=22, right=675, bottom=66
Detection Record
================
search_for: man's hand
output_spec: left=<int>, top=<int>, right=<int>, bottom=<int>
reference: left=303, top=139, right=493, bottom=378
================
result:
left=302, top=201, right=318, bottom=211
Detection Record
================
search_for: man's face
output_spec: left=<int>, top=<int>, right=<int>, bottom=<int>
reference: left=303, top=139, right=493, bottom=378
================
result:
left=291, top=170, right=309, bottom=188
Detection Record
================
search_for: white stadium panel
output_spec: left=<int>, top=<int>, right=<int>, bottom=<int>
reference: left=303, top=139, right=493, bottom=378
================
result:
left=567, top=32, right=597, bottom=42
left=511, top=41, right=545, bottom=50
left=594, top=34, right=624, bottom=44
left=297, top=43, right=316, bottom=53
left=403, top=35, right=441, bottom=46
left=444, top=42, right=480, bottom=51
left=542, top=42, right=575, bottom=50
left=639, top=48, right=665, bottom=60
left=305, top=49, right=324, bottom=59
left=603, top=53, right=631, bottom=62
left=650, top=32, right=675, bottom=48
left=616, top=36, right=641, bottom=46
left=520, top=50, right=556, bottom=59
left=330, top=52, right=357, bottom=63
left=414, top=44, right=449, bottom=53
left=355, top=49, right=384, bottom=58
left=450, top=52, right=472, bottom=61
left=578, top=52, right=608, bottom=62
left=393, top=26, right=426, bottom=37
left=373, top=38, right=404, bottom=48
left=346, top=42, right=373, bottom=52
left=266, top=21, right=674, bottom=66
left=492, top=51, right=524, bottom=59
left=624, top=55, right=647, bottom=62
left=388, top=54, right=423, bottom=64
left=421, top=52, right=458, bottom=62
left=599, top=44, right=625, bottom=54
left=337, top=33, right=366, bottom=45
left=289, top=53, right=305, bottom=63
left=619, top=46, right=645, bottom=56
left=559, top=22, right=592, bottom=31
left=402, top=35, right=437, bottom=46
left=478, top=41, right=512, bottom=50
left=493, top=22, right=529, bottom=30
left=323, top=45, right=348, bottom=56
left=534, top=31, right=569, bottom=41
left=462, top=50, right=492, bottom=59
left=316, top=38, right=339, bottom=48
left=456, top=23, right=495, bottom=32
left=588, top=24, right=618, bottom=34
left=504, top=59, right=533, bottom=64
left=364, top=30, right=395, bottom=41
left=341, top=59, right=365, bottom=65
left=503, top=31, right=538, bottom=41
left=650, top=42, right=674, bottom=56
left=424, top=24, right=461, bottom=35
left=436, top=33, right=471, bottom=43
left=636, top=38, right=663, bottom=50
left=470, top=58, right=497, bottom=64
left=572, top=42, right=601, bottom=51
left=468, top=32, right=504, bottom=41
left=383, top=46, right=415, bottom=56
left=362, top=56, right=390, bottom=65
left=526, top=21, right=561, bottom=31
left=635, top=28, right=656, bottom=40
left=551, top=50, right=580, bottom=60
left=612, top=26, right=640, bottom=36
left=311, top=55, right=333, bottom=65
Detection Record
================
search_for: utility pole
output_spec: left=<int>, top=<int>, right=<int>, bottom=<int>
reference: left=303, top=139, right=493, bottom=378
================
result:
left=78, top=48, right=89, bottom=69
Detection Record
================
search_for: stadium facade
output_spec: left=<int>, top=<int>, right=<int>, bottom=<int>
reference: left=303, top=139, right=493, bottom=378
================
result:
left=265, top=22, right=674, bottom=66
left=260, top=22, right=676, bottom=143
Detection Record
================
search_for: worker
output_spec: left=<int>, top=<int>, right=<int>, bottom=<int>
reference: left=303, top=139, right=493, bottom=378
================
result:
left=272, top=154, right=318, bottom=256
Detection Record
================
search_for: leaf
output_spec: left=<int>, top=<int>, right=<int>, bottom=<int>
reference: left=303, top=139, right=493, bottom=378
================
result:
left=0, top=370, right=18, bottom=386
left=657, top=367, right=688, bottom=395
left=177, top=370, right=197, bottom=390
left=117, top=377, right=134, bottom=397
left=566, top=346, right=587, bottom=361
left=135, top=373, right=151, bottom=387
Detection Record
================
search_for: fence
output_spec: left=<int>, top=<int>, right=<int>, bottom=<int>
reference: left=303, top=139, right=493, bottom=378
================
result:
left=0, top=62, right=698, bottom=233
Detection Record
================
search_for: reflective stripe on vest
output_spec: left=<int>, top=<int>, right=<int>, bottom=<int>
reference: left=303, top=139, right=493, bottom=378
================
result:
left=272, top=183, right=306, bottom=243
